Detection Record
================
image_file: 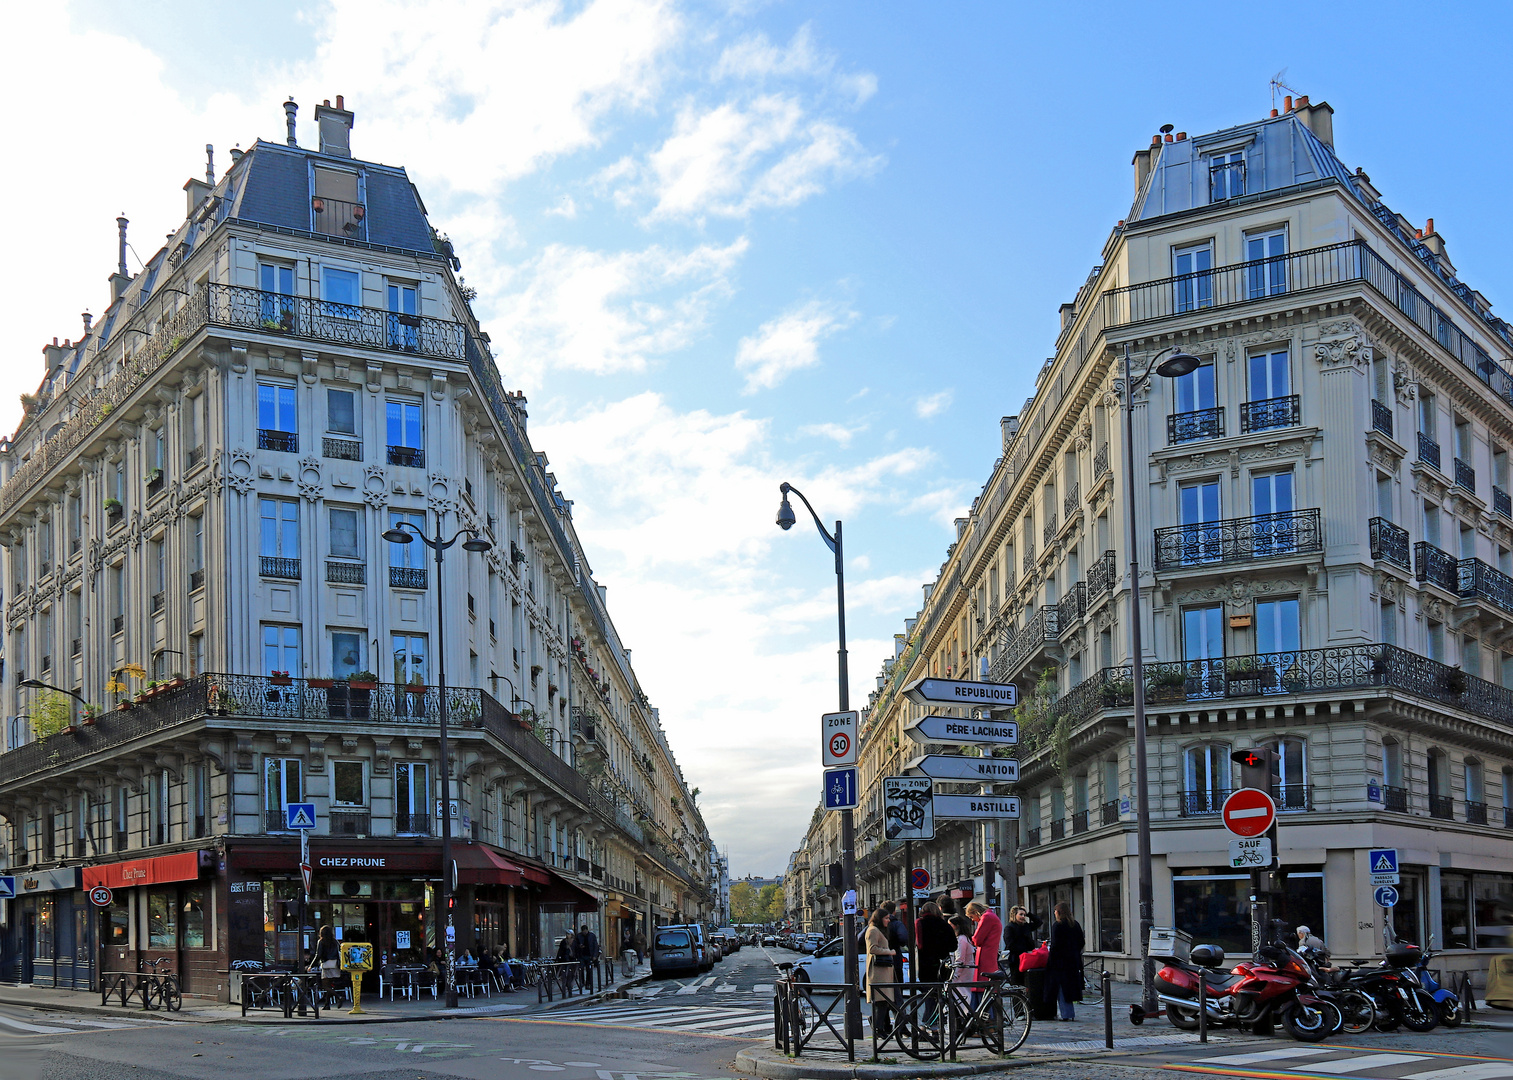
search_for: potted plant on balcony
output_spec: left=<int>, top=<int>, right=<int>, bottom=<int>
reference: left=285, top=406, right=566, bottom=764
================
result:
left=308, top=676, right=335, bottom=689
left=268, top=669, right=293, bottom=687
left=146, top=467, right=163, bottom=486
left=1100, top=678, right=1134, bottom=704
left=103, top=497, right=123, bottom=516
left=1445, top=666, right=1468, bottom=696
left=1147, top=667, right=1188, bottom=703
left=82, top=702, right=103, bottom=726
left=347, top=670, right=378, bottom=691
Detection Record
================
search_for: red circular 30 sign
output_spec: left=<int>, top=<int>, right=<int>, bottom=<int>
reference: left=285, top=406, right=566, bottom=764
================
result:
left=1221, top=788, right=1277, bottom=838
left=89, top=886, right=113, bottom=907
left=828, top=732, right=851, bottom=759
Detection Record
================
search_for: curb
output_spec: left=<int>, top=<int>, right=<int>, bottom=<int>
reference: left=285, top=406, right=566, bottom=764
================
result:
left=538, top=969, right=656, bottom=1012
left=733, top=1048, right=1090, bottom=1080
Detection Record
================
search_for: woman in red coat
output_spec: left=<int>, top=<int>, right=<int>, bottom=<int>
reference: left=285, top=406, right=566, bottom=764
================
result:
left=965, top=902, right=1002, bottom=976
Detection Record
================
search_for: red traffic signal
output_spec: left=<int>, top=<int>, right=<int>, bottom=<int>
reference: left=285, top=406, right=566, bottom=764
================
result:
left=1231, top=748, right=1276, bottom=768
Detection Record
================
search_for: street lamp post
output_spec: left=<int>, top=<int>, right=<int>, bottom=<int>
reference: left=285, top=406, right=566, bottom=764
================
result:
left=1119, top=342, right=1201, bottom=1015
left=382, top=521, right=492, bottom=1010
left=774, top=481, right=863, bottom=1043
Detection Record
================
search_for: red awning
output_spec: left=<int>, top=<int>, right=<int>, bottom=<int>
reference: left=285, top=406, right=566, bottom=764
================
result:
left=83, top=852, right=201, bottom=890
left=454, top=844, right=528, bottom=888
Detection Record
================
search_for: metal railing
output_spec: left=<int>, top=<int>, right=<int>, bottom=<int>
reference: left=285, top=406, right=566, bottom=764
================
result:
left=1372, top=399, right=1394, bottom=437
left=1042, top=514, right=1059, bottom=547
left=260, top=556, right=300, bottom=580
left=1072, top=809, right=1089, bottom=834
left=1384, top=786, right=1409, bottom=813
left=1495, top=486, right=1512, bottom=518
left=325, top=561, right=365, bottom=584
left=1415, top=541, right=1459, bottom=592
left=209, top=283, right=467, bottom=360
left=991, top=607, right=1059, bottom=683
left=1430, top=794, right=1455, bottom=820
left=1100, top=800, right=1119, bottom=826
left=1050, top=818, right=1066, bottom=841
left=387, top=445, right=425, bottom=468
left=1063, top=483, right=1080, bottom=519
left=1240, top=394, right=1300, bottom=434
left=1369, top=517, right=1410, bottom=569
left=1094, top=442, right=1110, bottom=477
left=1057, top=583, right=1086, bottom=629
left=1467, top=801, right=1489, bottom=825
left=1274, top=784, right=1312, bottom=812
left=323, top=437, right=361, bottom=461
left=1087, top=549, right=1117, bottom=599
left=390, top=566, right=427, bottom=589
left=1459, top=558, right=1513, bottom=614
left=258, top=429, right=298, bottom=453
left=189, top=569, right=204, bottom=591
left=1168, top=406, right=1223, bottom=445
left=1418, top=432, right=1442, bottom=470
left=1456, top=458, right=1477, bottom=492
left=1180, top=789, right=1230, bottom=817
left=1154, top=508, right=1322, bottom=570
left=328, top=809, right=370, bottom=837
left=311, top=196, right=366, bottom=240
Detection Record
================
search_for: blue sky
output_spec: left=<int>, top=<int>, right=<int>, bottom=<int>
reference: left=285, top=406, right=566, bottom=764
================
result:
left=5, top=1, right=1513, bottom=874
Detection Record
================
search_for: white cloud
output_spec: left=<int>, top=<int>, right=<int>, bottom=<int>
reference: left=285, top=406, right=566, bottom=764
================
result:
left=546, top=195, right=579, bottom=218
left=488, top=238, right=748, bottom=385
left=713, top=23, right=876, bottom=106
left=735, top=299, right=856, bottom=393
left=904, top=485, right=970, bottom=528
left=915, top=390, right=954, bottom=418
left=797, top=421, right=865, bottom=447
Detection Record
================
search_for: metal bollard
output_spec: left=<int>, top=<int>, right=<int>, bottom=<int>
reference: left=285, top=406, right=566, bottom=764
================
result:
left=1103, top=970, right=1113, bottom=1049
left=1197, top=972, right=1207, bottom=1043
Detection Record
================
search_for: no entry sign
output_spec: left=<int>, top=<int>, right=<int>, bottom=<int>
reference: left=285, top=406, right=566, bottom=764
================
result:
left=1221, top=788, right=1277, bottom=838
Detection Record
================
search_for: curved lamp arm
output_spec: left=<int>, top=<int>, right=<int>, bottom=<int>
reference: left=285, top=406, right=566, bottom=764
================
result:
left=778, top=482, right=837, bottom=553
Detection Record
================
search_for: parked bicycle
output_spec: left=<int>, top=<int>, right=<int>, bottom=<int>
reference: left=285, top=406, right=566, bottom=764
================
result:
left=141, top=957, right=183, bottom=1012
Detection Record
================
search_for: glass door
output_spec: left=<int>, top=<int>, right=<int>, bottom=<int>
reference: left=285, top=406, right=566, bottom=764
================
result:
left=1179, top=481, right=1222, bottom=565
left=1251, top=471, right=1296, bottom=556
left=1173, top=244, right=1214, bottom=312
left=1183, top=604, right=1225, bottom=699
left=392, top=633, right=428, bottom=718
left=388, top=283, right=419, bottom=351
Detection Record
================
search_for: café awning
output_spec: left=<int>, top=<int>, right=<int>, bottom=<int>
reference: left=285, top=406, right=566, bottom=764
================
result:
left=454, top=844, right=529, bottom=888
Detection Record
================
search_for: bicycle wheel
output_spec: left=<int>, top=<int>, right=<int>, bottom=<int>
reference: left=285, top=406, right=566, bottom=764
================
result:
left=1001, top=989, right=1032, bottom=1055
left=1081, top=960, right=1104, bottom=1005
left=1336, top=989, right=1375, bottom=1035
left=161, top=977, right=183, bottom=1013
left=142, top=979, right=163, bottom=1011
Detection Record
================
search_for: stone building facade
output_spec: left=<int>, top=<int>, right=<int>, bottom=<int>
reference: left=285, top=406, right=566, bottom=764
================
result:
left=0, top=99, right=716, bottom=998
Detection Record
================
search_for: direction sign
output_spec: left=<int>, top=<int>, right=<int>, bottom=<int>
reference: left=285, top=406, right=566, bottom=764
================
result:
left=823, top=766, right=859, bottom=810
left=0, top=876, right=15, bottom=900
left=910, top=867, right=931, bottom=892
left=883, top=776, right=935, bottom=840
left=821, top=710, right=859, bottom=768
left=89, top=886, right=113, bottom=907
left=1221, top=788, right=1277, bottom=838
left=904, top=715, right=1018, bottom=746
left=284, top=802, right=317, bottom=831
left=932, top=794, right=1021, bottom=820
left=906, top=753, right=1019, bottom=783
left=1228, top=836, right=1272, bottom=869
left=1369, top=848, right=1400, bottom=886
left=903, top=677, right=1017, bottom=709
left=1375, top=884, right=1400, bottom=908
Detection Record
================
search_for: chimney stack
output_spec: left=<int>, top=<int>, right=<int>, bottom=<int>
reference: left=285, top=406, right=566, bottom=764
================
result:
left=314, top=96, right=355, bottom=157
left=284, top=97, right=299, bottom=146
left=82, top=311, right=92, bottom=334
left=1132, top=144, right=1155, bottom=194
left=206, top=144, right=215, bottom=185
left=1293, top=98, right=1335, bottom=150
left=116, top=215, right=129, bottom=277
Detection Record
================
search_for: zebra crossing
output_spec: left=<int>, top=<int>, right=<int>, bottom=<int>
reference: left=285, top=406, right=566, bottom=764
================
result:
left=1152, top=1044, right=1513, bottom=1079
left=521, top=1000, right=775, bottom=1038
left=0, top=1005, right=168, bottom=1038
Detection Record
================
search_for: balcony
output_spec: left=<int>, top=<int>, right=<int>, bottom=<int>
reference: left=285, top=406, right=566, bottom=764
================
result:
left=1372, top=399, right=1394, bottom=438
left=329, top=809, right=371, bottom=837
left=396, top=812, right=433, bottom=837
left=1063, top=484, right=1080, bottom=519
left=1429, top=794, right=1454, bottom=821
left=150, top=591, right=165, bottom=614
left=1416, top=541, right=1457, bottom=592
left=1168, top=407, right=1224, bottom=445
left=107, top=506, right=124, bottom=530
left=1022, top=545, right=1036, bottom=575
left=187, top=445, right=205, bottom=470
left=1467, top=801, right=1489, bottom=826
left=311, top=196, right=367, bottom=240
left=1094, top=443, right=1110, bottom=478
left=1369, top=517, right=1410, bottom=570
left=1023, top=828, right=1041, bottom=849
left=1273, top=784, right=1312, bottom=812
left=1417, top=432, right=1441, bottom=471
left=1240, top=394, right=1301, bottom=434
left=260, top=556, right=301, bottom=580
left=189, top=568, right=205, bottom=591
left=1057, top=583, right=1086, bottom=630
left=388, top=445, right=425, bottom=468
left=1455, top=458, right=1477, bottom=493
left=1087, top=549, right=1117, bottom=600
left=1505, top=805, right=1513, bottom=829
left=1100, top=800, right=1119, bottom=826
left=1384, top=786, right=1409, bottom=813
left=1072, top=809, right=1089, bottom=834
left=1049, top=819, right=1066, bottom=841
left=112, top=614, right=124, bottom=634
left=991, top=607, right=1059, bottom=683
left=1043, top=514, right=1059, bottom=547
left=1154, top=508, right=1322, bottom=571
left=1495, top=486, right=1511, bottom=518
left=390, top=566, right=428, bottom=589
left=146, top=471, right=166, bottom=500
left=326, top=560, right=366, bottom=585
left=1181, top=789, right=1230, bottom=817
left=258, top=428, right=298, bottom=453
left=323, top=437, right=362, bottom=461
left=1458, top=558, right=1513, bottom=615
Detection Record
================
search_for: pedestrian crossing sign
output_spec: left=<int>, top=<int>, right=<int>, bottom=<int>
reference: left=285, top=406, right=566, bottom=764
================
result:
left=1370, top=848, right=1398, bottom=874
left=285, top=802, right=317, bottom=831
left=0, top=876, right=13, bottom=900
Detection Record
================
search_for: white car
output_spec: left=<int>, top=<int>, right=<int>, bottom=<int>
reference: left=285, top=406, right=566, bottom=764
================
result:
left=791, top=937, right=909, bottom=990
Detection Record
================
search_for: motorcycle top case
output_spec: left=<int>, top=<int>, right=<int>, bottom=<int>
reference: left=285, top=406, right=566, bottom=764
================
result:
left=1190, top=944, right=1225, bottom=968
left=1384, top=943, right=1422, bottom=968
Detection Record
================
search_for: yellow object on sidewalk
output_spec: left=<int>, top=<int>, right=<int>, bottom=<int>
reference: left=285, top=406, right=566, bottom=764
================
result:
left=340, top=942, right=375, bottom=1015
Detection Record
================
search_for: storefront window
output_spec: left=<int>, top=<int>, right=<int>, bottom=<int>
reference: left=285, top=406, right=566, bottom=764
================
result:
left=183, top=888, right=206, bottom=948
left=148, top=890, right=178, bottom=948
left=1273, top=869, right=1324, bottom=937
left=1441, top=872, right=1471, bottom=949
left=37, top=897, right=55, bottom=956
left=1095, top=873, right=1122, bottom=953
left=109, top=898, right=130, bottom=945
left=1475, top=874, right=1513, bottom=950
left=1172, top=871, right=1249, bottom=957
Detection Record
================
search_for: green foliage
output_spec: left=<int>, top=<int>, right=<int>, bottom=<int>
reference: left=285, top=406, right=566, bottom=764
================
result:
left=760, top=884, right=786, bottom=923
left=1013, top=666, right=1071, bottom=775
left=31, top=690, right=74, bottom=738
left=730, top=881, right=761, bottom=923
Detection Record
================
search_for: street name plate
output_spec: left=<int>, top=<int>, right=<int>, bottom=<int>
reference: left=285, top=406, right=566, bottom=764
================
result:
left=931, top=794, right=1021, bottom=820
left=906, top=753, right=1019, bottom=783
left=904, top=715, right=1018, bottom=746
left=903, top=677, right=1017, bottom=709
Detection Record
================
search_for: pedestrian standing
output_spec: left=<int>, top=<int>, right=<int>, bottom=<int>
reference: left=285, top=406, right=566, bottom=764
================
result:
left=914, top=901, right=956, bottom=983
left=1044, top=901, right=1085, bottom=1021
left=1003, top=906, right=1043, bottom=986
left=310, top=924, right=341, bottom=993
left=557, top=931, right=575, bottom=962
left=864, top=909, right=897, bottom=1037
left=949, top=915, right=975, bottom=1003
left=578, top=924, right=600, bottom=987
left=965, top=901, right=1002, bottom=978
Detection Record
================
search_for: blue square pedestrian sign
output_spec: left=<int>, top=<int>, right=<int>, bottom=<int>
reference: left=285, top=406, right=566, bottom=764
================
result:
left=285, top=803, right=317, bottom=831
left=1369, top=848, right=1399, bottom=886
left=824, top=767, right=858, bottom=810
left=0, top=876, right=13, bottom=900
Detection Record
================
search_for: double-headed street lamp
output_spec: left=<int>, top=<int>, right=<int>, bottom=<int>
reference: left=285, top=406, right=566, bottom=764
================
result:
left=381, top=520, right=492, bottom=1010
left=774, top=481, right=863, bottom=1042
left=1119, top=343, right=1201, bottom=1014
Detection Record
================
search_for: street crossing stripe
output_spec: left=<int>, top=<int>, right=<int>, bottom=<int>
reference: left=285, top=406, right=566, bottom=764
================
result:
left=1191, top=1050, right=1339, bottom=1065
left=1307, top=1055, right=1432, bottom=1075
left=0, top=1013, right=74, bottom=1035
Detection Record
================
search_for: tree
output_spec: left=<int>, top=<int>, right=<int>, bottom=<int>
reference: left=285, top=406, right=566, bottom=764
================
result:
left=760, top=884, right=786, bottom=924
left=729, top=882, right=760, bottom=923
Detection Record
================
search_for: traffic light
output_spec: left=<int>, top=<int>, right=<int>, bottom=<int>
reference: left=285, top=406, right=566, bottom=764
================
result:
left=1231, top=747, right=1277, bottom=791
left=828, top=861, right=843, bottom=890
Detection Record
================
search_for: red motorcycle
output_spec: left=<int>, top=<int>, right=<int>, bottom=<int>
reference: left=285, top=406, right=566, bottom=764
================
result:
left=1154, top=943, right=1340, bottom=1042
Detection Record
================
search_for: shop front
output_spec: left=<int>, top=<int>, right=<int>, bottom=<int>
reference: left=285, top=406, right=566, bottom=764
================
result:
left=84, top=850, right=217, bottom=997
left=2, top=867, right=89, bottom=989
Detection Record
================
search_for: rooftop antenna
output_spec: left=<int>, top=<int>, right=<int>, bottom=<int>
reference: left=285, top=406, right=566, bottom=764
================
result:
left=1270, top=70, right=1299, bottom=112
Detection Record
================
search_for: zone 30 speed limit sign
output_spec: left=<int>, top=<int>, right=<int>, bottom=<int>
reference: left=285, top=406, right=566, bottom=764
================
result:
left=821, top=711, right=859, bottom=767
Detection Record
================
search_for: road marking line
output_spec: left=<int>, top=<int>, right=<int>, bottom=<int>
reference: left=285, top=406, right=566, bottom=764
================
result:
left=1191, top=1049, right=1339, bottom=1066
left=1403, top=1066, right=1513, bottom=1080
left=1308, top=1054, right=1433, bottom=1074
left=714, top=985, right=736, bottom=993
left=0, top=1013, right=73, bottom=1034
left=752, top=984, right=773, bottom=993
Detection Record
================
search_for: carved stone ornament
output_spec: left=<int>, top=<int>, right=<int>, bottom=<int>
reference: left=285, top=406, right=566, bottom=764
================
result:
left=226, top=448, right=255, bottom=494
left=1314, top=333, right=1366, bottom=369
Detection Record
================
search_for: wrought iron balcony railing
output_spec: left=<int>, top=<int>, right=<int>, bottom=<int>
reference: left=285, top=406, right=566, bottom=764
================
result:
left=189, top=568, right=204, bottom=591
left=1456, top=457, right=1477, bottom=492
left=258, top=428, right=298, bottom=453
left=395, top=812, right=433, bottom=837
left=1415, top=541, right=1457, bottom=592
left=1100, top=799, right=1119, bottom=826
left=1505, top=805, right=1513, bottom=829
left=1094, top=443, right=1110, bottom=478
left=1240, top=394, right=1301, bottom=434
left=1181, top=789, right=1230, bottom=817
left=210, top=283, right=467, bottom=361
left=1072, top=809, right=1089, bottom=834
left=1418, top=431, right=1441, bottom=470
left=1168, top=406, right=1224, bottom=445
left=1467, top=801, right=1489, bottom=826
left=1087, top=549, right=1117, bottom=599
left=311, top=195, right=367, bottom=240
left=1154, top=508, right=1322, bottom=570
left=388, top=445, right=425, bottom=468
left=323, top=437, right=362, bottom=461
left=390, top=566, right=428, bottom=589
left=1369, top=517, right=1410, bottom=570
left=329, top=809, right=371, bottom=837
left=1384, top=785, right=1409, bottom=813
left=1458, top=558, right=1513, bottom=615
left=1043, top=514, right=1059, bottom=547
left=991, top=606, right=1059, bottom=683
left=1064, top=483, right=1080, bottom=519
left=1274, top=784, right=1312, bottom=812
left=1023, top=828, right=1041, bottom=849
left=1022, top=545, right=1036, bottom=576
left=1057, top=582, right=1086, bottom=629
left=260, top=556, right=301, bottom=580
left=1429, top=794, right=1454, bottom=820
left=1495, top=486, right=1512, bottom=518
left=1372, top=399, right=1394, bottom=438
left=326, top=560, right=365, bottom=584
left=1049, top=819, right=1066, bottom=841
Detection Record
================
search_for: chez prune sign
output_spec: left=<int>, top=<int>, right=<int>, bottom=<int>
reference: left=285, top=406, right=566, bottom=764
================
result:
left=316, top=855, right=388, bottom=869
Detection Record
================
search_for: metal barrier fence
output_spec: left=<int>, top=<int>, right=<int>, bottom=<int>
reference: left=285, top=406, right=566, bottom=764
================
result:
left=536, top=958, right=618, bottom=1003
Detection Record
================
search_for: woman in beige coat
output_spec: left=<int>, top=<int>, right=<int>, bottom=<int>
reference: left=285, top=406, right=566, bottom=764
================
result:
left=863, top=908, right=896, bottom=1038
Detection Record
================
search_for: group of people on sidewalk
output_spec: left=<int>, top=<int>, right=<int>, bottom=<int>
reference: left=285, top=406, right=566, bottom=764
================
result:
left=555, top=924, right=603, bottom=988
left=856, top=897, right=1086, bottom=1034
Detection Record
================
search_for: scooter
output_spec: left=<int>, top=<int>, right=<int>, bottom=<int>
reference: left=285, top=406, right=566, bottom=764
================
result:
left=1334, top=942, right=1438, bottom=1032
left=1411, top=940, right=1462, bottom=1027
left=1154, top=942, right=1339, bottom=1042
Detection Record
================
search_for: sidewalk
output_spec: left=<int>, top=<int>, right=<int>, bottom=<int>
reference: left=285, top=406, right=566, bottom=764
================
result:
left=0, top=961, right=655, bottom=1026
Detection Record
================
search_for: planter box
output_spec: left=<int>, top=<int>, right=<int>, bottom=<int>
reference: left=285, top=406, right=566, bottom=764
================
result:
left=308, top=678, right=335, bottom=689
left=348, top=681, right=377, bottom=691
left=116, top=702, right=133, bottom=712
left=269, top=677, right=293, bottom=686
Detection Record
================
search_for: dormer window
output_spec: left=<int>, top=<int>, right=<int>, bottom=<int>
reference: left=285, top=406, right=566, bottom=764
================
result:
left=312, top=166, right=364, bottom=239
left=1208, top=151, right=1245, bottom=201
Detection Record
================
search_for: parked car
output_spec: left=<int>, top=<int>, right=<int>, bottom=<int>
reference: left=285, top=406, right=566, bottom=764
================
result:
left=717, top=927, right=741, bottom=952
left=792, top=936, right=909, bottom=990
left=651, top=925, right=702, bottom=977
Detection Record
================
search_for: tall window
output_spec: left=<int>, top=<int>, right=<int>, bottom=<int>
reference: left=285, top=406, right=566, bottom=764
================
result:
left=386, top=401, right=424, bottom=467
left=388, top=510, right=426, bottom=568
left=1178, top=480, right=1222, bottom=564
left=1245, top=228, right=1287, bottom=298
left=264, top=757, right=303, bottom=830
left=388, top=281, right=419, bottom=351
left=329, top=506, right=361, bottom=560
left=189, top=514, right=204, bottom=588
left=1248, top=348, right=1290, bottom=402
left=1183, top=604, right=1224, bottom=698
left=261, top=623, right=302, bottom=675
left=1173, top=363, right=1216, bottom=413
left=323, top=267, right=361, bottom=316
left=333, top=761, right=367, bottom=807
left=67, top=493, right=81, bottom=555
left=259, top=498, right=300, bottom=578
left=1183, top=743, right=1230, bottom=814
left=153, top=770, right=169, bottom=845
left=1173, top=243, right=1213, bottom=312
left=1208, top=151, right=1245, bottom=201
left=327, top=388, right=357, bottom=435
left=259, top=263, right=295, bottom=326
left=1383, top=740, right=1404, bottom=789
left=1255, top=598, right=1300, bottom=657
left=391, top=632, right=427, bottom=686
left=395, top=762, right=429, bottom=835
left=191, top=764, right=208, bottom=838
left=185, top=392, right=205, bottom=465
left=331, top=631, right=364, bottom=679
left=109, top=564, right=125, bottom=634
left=257, top=384, right=297, bottom=452
left=1263, top=736, right=1308, bottom=809
left=1252, top=470, right=1296, bottom=555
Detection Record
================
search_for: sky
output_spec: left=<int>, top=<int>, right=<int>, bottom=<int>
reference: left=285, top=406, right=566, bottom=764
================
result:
left=4, top=1, right=1513, bottom=876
